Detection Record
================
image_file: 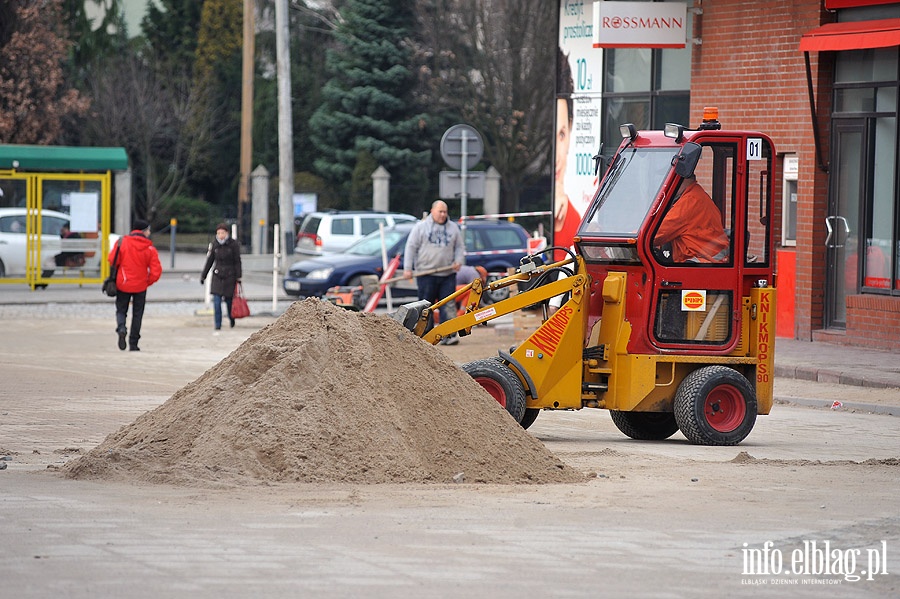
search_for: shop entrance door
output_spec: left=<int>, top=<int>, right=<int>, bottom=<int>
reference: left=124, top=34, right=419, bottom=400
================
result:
left=825, top=120, right=866, bottom=329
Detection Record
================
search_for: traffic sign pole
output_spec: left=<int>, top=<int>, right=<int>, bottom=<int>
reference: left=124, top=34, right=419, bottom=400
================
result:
left=440, top=124, right=484, bottom=230
left=460, top=128, right=468, bottom=230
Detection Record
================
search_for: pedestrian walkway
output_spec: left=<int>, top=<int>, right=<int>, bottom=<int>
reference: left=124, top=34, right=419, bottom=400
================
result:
left=1, top=248, right=898, bottom=391
left=774, top=337, right=900, bottom=390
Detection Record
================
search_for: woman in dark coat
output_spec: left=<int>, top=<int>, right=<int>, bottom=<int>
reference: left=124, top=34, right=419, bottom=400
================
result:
left=201, top=223, right=243, bottom=330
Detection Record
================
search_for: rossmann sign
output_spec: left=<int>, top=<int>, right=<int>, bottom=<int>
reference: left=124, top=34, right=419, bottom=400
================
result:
left=592, top=0, right=687, bottom=49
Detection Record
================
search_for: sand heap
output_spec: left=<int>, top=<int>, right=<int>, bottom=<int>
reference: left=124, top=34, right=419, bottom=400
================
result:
left=63, top=298, right=583, bottom=486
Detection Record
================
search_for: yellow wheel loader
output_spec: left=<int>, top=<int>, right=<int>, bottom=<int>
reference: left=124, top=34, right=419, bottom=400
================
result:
left=394, top=112, right=777, bottom=446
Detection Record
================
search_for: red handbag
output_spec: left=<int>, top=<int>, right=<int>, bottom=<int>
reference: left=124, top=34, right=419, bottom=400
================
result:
left=232, top=282, right=250, bottom=319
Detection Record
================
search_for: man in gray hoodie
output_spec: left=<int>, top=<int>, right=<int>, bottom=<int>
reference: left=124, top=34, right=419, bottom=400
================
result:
left=403, top=200, right=466, bottom=344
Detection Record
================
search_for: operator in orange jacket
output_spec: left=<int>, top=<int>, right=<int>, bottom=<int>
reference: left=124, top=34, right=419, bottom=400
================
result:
left=108, top=219, right=163, bottom=351
left=654, top=175, right=730, bottom=264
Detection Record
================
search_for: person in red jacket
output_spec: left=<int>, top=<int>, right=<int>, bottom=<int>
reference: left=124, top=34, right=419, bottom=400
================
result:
left=108, top=219, right=163, bottom=351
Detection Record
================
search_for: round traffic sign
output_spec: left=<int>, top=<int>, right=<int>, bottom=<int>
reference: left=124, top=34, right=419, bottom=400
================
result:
left=440, top=124, right=484, bottom=170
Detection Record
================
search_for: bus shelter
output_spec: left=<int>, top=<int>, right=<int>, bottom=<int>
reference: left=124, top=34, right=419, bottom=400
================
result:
left=0, top=145, right=129, bottom=289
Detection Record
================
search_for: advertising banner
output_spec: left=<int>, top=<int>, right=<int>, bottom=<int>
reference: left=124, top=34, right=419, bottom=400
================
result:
left=557, top=0, right=603, bottom=251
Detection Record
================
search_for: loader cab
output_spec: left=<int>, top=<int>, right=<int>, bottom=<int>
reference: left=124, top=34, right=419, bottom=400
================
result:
left=577, top=112, right=775, bottom=356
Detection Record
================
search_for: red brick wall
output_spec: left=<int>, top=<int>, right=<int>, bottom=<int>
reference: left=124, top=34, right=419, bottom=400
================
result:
left=689, top=0, right=835, bottom=342
left=844, top=295, right=900, bottom=350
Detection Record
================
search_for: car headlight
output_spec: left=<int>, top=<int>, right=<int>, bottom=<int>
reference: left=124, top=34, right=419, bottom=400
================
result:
left=307, top=267, right=334, bottom=280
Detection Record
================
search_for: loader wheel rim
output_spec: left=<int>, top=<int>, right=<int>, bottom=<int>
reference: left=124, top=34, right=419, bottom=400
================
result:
left=703, top=384, right=746, bottom=433
left=474, top=377, right=507, bottom=409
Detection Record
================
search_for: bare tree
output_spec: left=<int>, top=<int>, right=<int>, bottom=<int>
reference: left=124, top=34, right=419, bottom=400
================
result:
left=81, top=53, right=202, bottom=220
left=414, top=0, right=556, bottom=212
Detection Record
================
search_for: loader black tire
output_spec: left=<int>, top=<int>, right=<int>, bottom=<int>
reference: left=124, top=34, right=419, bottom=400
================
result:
left=519, top=408, right=540, bottom=430
left=609, top=410, right=679, bottom=441
left=462, top=359, right=527, bottom=425
left=484, top=356, right=538, bottom=429
left=674, top=366, right=757, bottom=446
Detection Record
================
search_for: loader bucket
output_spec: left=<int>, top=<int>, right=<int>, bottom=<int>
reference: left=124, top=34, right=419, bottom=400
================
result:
left=390, top=300, right=431, bottom=332
left=360, top=274, right=380, bottom=296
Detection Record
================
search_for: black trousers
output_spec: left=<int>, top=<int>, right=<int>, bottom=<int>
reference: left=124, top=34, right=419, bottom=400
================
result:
left=417, top=273, right=457, bottom=324
left=115, top=290, right=147, bottom=344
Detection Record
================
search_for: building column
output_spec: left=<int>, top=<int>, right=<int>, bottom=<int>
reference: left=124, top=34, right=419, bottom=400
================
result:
left=372, top=166, right=390, bottom=212
left=484, top=166, right=501, bottom=216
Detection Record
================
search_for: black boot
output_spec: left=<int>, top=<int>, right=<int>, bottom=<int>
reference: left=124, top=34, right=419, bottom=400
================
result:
left=129, top=339, right=140, bottom=352
left=117, top=327, right=127, bottom=351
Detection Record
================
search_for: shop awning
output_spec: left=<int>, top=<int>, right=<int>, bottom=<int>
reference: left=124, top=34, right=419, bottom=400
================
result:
left=799, top=19, right=900, bottom=52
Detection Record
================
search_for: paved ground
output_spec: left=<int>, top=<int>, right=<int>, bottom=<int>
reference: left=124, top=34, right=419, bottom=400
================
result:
left=1, top=251, right=898, bottom=597
left=5, top=248, right=900, bottom=399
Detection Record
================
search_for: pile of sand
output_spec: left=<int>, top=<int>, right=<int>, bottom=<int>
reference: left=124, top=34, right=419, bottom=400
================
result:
left=63, top=299, right=583, bottom=486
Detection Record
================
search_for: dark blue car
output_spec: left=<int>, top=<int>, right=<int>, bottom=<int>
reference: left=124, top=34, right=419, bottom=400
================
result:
left=283, top=220, right=532, bottom=302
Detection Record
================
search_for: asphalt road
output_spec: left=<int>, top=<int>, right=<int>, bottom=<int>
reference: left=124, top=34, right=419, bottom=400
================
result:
left=1, top=300, right=898, bottom=598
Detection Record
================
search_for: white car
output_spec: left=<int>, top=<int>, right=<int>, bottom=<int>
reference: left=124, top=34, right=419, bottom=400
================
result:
left=294, top=210, right=418, bottom=256
left=0, top=208, right=116, bottom=279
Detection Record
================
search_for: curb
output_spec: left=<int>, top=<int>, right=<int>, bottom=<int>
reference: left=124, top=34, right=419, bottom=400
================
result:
left=775, top=364, right=900, bottom=390
left=775, top=396, right=900, bottom=417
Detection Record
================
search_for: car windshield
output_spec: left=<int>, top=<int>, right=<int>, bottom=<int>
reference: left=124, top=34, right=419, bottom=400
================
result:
left=345, top=228, right=407, bottom=256
left=579, top=146, right=677, bottom=237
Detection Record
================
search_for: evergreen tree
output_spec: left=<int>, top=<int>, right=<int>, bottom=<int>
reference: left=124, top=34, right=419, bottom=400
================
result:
left=309, top=0, right=431, bottom=213
left=188, top=0, right=244, bottom=209
left=141, top=0, right=204, bottom=75
left=63, top=0, right=130, bottom=71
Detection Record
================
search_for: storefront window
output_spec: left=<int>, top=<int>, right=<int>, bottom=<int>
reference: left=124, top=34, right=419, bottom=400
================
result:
left=606, top=49, right=651, bottom=93
left=877, top=86, right=897, bottom=111
left=834, top=48, right=897, bottom=83
left=832, top=48, right=899, bottom=297
left=601, top=54, right=690, bottom=157
left=835, top=88, right=876, bottom=113
left=657, top=45, right=691, bottom=91
left=652, top=94, right=690, bottom=130
left=865, top=116, right=895, bottom=290
left=603, top=96, right=651, bottom=149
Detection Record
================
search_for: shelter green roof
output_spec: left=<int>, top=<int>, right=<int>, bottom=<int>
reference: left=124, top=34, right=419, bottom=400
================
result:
left=0, top=145, right=128, bottom=171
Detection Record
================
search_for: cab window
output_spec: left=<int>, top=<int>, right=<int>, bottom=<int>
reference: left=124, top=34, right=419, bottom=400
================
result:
left=744, top=139, right=772, bottom=266
left=652, top=143, right=735, bottom=265
left=655, top=290, right=733, bottom=344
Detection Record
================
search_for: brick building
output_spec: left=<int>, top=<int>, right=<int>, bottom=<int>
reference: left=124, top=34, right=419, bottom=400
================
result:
left=691, top=0, right=900, bottom=350
left=558, top=0, right=900, bottom=351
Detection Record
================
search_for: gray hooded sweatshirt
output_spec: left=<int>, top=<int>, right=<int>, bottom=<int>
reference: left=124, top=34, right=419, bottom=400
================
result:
left=403, top=214, right=466, bottom=273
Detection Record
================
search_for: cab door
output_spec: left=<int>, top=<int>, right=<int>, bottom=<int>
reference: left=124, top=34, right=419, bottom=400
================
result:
left=646, top=139, right=744, bottom=352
